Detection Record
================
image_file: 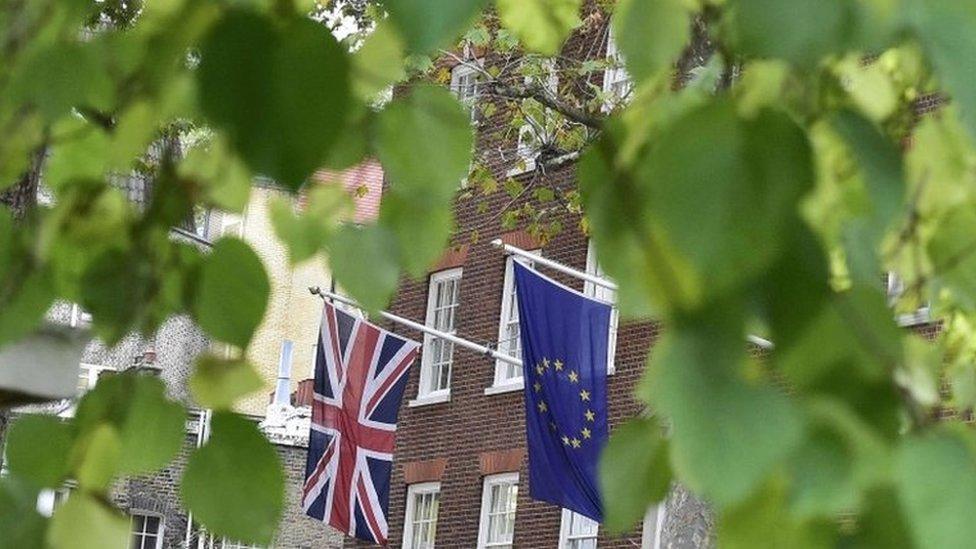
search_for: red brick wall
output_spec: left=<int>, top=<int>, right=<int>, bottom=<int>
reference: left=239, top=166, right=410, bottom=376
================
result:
left=338, top=8, right=665, bottom=548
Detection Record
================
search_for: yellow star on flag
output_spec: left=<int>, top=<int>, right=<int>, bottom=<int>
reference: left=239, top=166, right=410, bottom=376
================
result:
left=538, top=401, right=548, bottom=413
left=542, top=358, right=551, bottom=369
left=581, top=427, right=591, bottom=439
left=536, top=364, right=544, bottom=375
left=571, top=438, right=581, bottom=448
left=584, top=409, right=595, bottom=422
left=554, top=359, right=564, bottom=371
left=533, top=381, right=542, bottom=392
left=562, top=435, right=570, bottom=446
left=568, top=371, right=579, bottom=383
left=579, top=389, right=591, bottom=402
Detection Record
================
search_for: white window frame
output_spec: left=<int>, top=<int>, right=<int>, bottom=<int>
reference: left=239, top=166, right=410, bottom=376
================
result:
left=78, top=363, right=115, bottom=394
left=219, top=211, right=245, bottom=239
left=402, top=481, right=441, bottom=549
left=559, top=508, right=600, bottom=549
left=489, top=253, right=538, bottom=394
left=130, top=510, right=165, bottom=549
left=584, top=241, right=618, bottom=375
left=451, top=63, right=481, bottom=122
left=603, top=27, right=633, bottom=111
left=477, top=472, right=519, bottom=549
left=413, top=268, right=462, bottom=406
left=641, top=504, right=667, bottom=549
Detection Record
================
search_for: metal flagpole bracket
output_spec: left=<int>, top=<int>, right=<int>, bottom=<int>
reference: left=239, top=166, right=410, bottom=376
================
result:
left=489, top=241, right=775, bottom=351
left=307, top=286, right=523, bottom=367
left=490, top=238, right=618, bottom=291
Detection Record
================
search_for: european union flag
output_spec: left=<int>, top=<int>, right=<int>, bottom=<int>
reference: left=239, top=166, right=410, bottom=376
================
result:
left=513, top=260, right=611, bottom=522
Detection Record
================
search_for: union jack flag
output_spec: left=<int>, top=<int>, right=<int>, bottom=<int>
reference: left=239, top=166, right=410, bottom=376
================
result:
left=302, top=301, right=421, bottom=544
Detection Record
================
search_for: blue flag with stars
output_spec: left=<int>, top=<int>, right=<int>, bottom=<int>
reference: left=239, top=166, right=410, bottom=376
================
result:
left=513, top=260, right=611, bottom=523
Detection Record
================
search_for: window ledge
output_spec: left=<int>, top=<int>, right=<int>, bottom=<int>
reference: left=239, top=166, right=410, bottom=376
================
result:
left=408, top=392, right=451, bottom=408
left=484, top=380, right=524, bottom=396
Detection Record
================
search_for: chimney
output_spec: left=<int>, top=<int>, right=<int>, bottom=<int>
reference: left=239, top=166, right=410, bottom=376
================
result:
left=272, top=340, right=294, bottom=406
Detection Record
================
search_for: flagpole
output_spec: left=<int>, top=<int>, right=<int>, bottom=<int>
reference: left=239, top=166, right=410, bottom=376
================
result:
left=308, top=287, right=524, bottom=367
left=491, top=239, right=617, bottom=291
left=491, top=241, right=775, bottom=351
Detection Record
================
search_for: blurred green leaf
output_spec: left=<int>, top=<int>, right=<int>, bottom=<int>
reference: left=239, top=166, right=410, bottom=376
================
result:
left=194, top=237, right=270, bottom=349
left=9, top=42, right=113, bottom=121
left=645, top=308, right=804, bottom=507
left=375, top=85, right=471, bottom=275
left=269, top=185, right=350, bottom=265
left=612, top=0, right=689, bottom=83
left=351, top=20, right=406, bottom=101
left=599, top=417, right=671, bottom=534
left=386, top=0, right=488, bottom=54
left=911, top=0, right=976, bottom=141
left=74, top=423, right=121, bottom=491
left=831, top=110, right=905, bottom=240
left=6, top=415, right=74, bottom=487
left=190, top=355, right=264, bottom=410
left=328, top=224, right=400, bottom=314
left=182, top=412, right=284, bottom=545
left=197, top=10, right=350, bottom=188
left=48, top=492, right=128, bottom=549
left=896, top=428, right=976, bottom=549
left=727, top=0, right=856, bottom=67
left=718, top=478, right=836, bottom=549
left=178, top=136, right=252, bottom=213
left=636, top=101, right=814, bottom=309
left=0, top=477, right=47, bottom=549
left=74, top=374, right=186, bottom=475
left=496, top=0, right=581, bottom=56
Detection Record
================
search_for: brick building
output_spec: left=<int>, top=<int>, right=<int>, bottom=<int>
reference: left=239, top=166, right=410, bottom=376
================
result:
left=346, top=12, right=716, bottom=549
left=0, top=156, right=385, bottom=548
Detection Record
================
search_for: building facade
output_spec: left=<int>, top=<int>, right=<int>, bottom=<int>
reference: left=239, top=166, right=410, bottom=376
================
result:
left=356, top=12, right=716, bottom=549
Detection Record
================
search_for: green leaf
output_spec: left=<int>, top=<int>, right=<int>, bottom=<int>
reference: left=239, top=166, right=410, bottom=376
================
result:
left=0, top=477, right=47, bottom=549
left=178, top=136, right=252, bottom=213
left=0, top=266, right=56, bottom=350
left=379, top=193, right=454, bottom=278
left=496, top=0, right=581, bottom=56
left=896, top=428, right=976, bottom=549
left=928, top=206, right=976, bottom=311
left=375, top=84, right=472, bottom=275
left=911, top=0, right=976, bottom=141
left=194, top=237, right=270, bottom=349
left=182, top=412, right=284, bottom=545
left=645, top=309, right=804, bottom=507
left=190, top=355, right=265, bottom=410
left=376, top=85, right=473, bottom=203
left=74, top=374, right=187, bottom=475
left=636, top=101, right=814, bottom=309
left=5, top=415, right=74, bottom=487
left=841, top=487, right=916, bottom=549
left=10, top=42, right=113, bottom=121
left=48, top=492, right=128, bottom=549
left=830, top=109, right=905, bottom=240
left=328, top=224, right=400, bottom=314
left=599, top=417, right=671, bottom=533
left=386, top=0, right=488, bottom=54
left=269, top=185, right=350, bottom=265
left=612, top=0, right=690, bottom=83
left=197, top=10, right=350, bottom=188
left=74, top=423, right=121, bottom=491
left=351, top=20, right=406, bottom=101
left=718, top=478, right=836, bottom=549
left=727, top=0, right=857, bottom=67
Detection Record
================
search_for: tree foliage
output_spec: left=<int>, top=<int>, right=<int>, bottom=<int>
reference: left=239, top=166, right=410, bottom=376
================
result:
left=3, top=0, right=976, bottom=546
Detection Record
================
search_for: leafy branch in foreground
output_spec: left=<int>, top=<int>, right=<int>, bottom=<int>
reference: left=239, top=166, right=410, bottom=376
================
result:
left=3, top=0, right=976, bottom=547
